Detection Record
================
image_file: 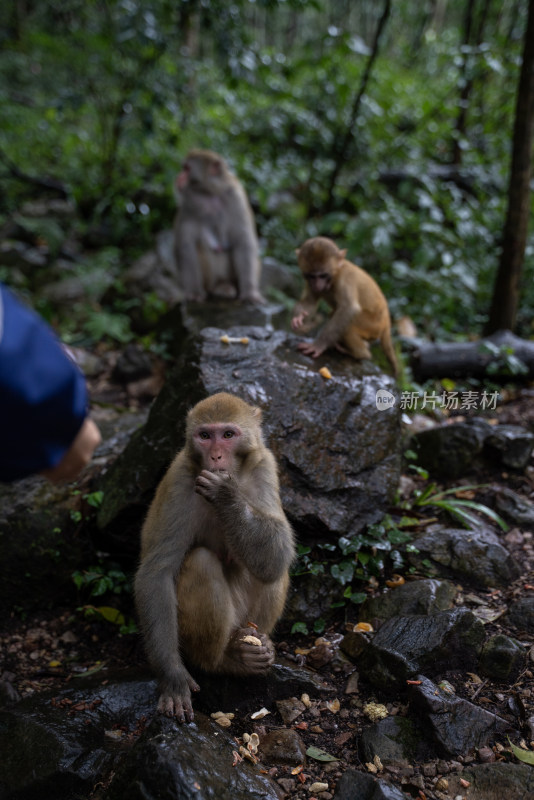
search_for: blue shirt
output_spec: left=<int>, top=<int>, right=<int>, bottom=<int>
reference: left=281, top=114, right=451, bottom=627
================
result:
left=0, top=284, right=88, bottom=481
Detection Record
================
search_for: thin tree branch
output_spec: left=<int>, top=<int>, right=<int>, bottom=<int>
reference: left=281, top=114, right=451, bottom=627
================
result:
left=320, top=0, right=392, bottom=215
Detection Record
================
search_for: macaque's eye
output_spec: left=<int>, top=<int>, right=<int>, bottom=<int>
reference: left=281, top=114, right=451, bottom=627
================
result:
left=223, top=430, right=235, bottom=439
left=199, top=431, right=210, bottom=440
left=306, top=272, right=329, bottom=282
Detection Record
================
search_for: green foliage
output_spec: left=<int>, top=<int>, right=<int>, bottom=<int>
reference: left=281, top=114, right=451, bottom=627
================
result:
left=409, top=482, right=509, bottom=531
left=293, top=515, right=415, bottom=611
left=72, top=563, right=131, bottom=597
left=480, top=342, right=529, bottom=377
left=403, top=449, right=509, bottom=530
left=73, top=559, right=136, bottom=635
left=0, top=1, right=532, bottom=336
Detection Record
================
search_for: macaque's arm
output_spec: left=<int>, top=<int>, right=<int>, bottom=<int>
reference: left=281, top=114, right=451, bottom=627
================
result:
left=174, top=221, right=206, bottom=301
left=291, top=288, right=319, bottom=330
left=134, top=471, right=200, bottom=721
left=195, top=457, right=295, bottom=584
left=229, top=187, right=264, bottom=303
left=308, top=274, right=360, bottom=355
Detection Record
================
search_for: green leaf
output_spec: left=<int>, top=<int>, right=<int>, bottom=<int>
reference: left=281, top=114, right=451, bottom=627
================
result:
left=508, top=738, right=534, bottom=765
left=85, top=490, right=104, bottom=508
left=349, top=592, right=367, bottom=604
left=291, top=621, right=309, bottom=635
left=330, top=561, right=354, bottom=585
left=306, top=746, right=338, bottom=762
left=95, top=606, right=125, bottom=625
left=73, top=661, right=106, bottom=678
left=313, top=618, right=326, bottom=634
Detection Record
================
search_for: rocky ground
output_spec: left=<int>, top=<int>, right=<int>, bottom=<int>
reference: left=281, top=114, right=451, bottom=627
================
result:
left=1, top=344, right=534, bottom=800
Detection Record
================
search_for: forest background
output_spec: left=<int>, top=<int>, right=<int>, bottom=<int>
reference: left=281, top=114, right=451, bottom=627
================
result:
left=0, top=0, right=533, bottom=352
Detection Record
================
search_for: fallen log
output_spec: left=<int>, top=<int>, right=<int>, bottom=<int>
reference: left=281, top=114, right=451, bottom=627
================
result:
left=410, top=330, right=534, bottom=381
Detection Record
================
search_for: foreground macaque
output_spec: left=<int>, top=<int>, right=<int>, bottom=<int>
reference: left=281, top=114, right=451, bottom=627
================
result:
left=291, top=236, right=398, bottom=375
left=134, top=392, right=295, bottom=722
left=174, top=149, right=264, bottom=304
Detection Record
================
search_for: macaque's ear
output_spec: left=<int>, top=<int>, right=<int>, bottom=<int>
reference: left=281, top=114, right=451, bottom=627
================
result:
left=339, top=249, right=347, bottom=259
left=295, top=248, right=300, bottom=257
left=252, top=406, right=262, bottom=422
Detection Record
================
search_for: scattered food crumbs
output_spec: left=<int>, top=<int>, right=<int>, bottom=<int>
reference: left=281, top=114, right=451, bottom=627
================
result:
left=385, top=574, right=405, bottom=588
left=211, top=711, right=234, bottom=727
left=104, top=729, right=123, bottom=740
left=325, top=698, right=340, bottom=713
left=319, top=366, right=332, bottom=379
left=220, top=335, right=249, bottom=345
left=309, top=783, right=328, bottom=793
left=251, top=707, right=270, bottom=720
left=354, top=622, right=373, bottom=632
left=363, top=702, right=388, bottom=722
left=241, top=634, right=262, bottom=646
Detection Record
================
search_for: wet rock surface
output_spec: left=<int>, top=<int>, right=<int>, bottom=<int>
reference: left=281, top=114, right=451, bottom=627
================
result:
left=96, top=322, right=401, bottom=542
left=408, top=524, right=521, bottom=587
left=343, top=608, right=486, bottom=690
left=409, top=417, right=534, bottom=478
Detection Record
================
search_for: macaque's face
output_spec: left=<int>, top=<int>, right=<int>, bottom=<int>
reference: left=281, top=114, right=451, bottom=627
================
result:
left=175, top=154, right=225, bottom=194
left=304, top=271, right=332, bottom=295
left=193, top=422, right=243, bottom=472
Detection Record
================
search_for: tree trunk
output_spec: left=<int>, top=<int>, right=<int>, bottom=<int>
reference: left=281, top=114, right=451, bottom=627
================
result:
left=411, top=330, right=534, bottom=380
left=486, top=0, right=534, bottom=333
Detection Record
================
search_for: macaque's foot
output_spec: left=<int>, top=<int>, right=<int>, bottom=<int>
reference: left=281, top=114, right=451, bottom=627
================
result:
left=297, top=340, right=326, bottom=359
left=239, top=290, right=266, bottom=305
left=212, top=282, right=238, bottom=300
left=334, top=342, right=353, bottom=357
left=222, top=627, right=275, bottom=675
left=157, top=673, right=200, bottom=723
left=185, top=292, right=207, bottom=303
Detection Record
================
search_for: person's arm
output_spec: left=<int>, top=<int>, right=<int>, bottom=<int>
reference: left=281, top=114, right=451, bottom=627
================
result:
left=0, top=285, right=100, bottom=482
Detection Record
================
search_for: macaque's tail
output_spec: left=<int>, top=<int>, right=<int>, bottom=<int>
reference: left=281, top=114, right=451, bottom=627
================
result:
left=381, top=327, right=399, bottom=377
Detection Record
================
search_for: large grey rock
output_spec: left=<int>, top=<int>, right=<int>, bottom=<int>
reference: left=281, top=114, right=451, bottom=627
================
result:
left=105, top=714, right=281, bottom=800
left=358, top=579, right=457, bottom=623
left=0, top=675, right=155, bottom=799
left=496, top=487, right=534, bottom=529
left=447, top=763, right=534, bottom=800
left=333, top=769, right=411, bottom=799
left=359, top=716, right=432, bottom=766
left=484, top=424, right=534, bottom=470
left=0, top=664, right=326, bottom=800
left=97, top=325, right=401, bottom=542
left=341, top=608, right=485, bottom=689
left=505, top=596, right=534, bottom=633
left=409, top=525, right=520, bottom=587
left=408, top=676, right=513, bottom=757
left=0, top=408, right=147, bottom=613
left=478, top=634, right=525, bottom=680
left=409, top=419, right=491, bottom=479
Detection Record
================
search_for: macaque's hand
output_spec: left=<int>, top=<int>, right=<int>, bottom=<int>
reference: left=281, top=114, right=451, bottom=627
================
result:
left=297, top=340, right=327, bottom=358
left=41, top=418, right=101, bottom=484
left=195, top=469, right=233, bottom=504
left=291, top=310, right=309, bottom=330
left=157, top=668, right=200, bottom=723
